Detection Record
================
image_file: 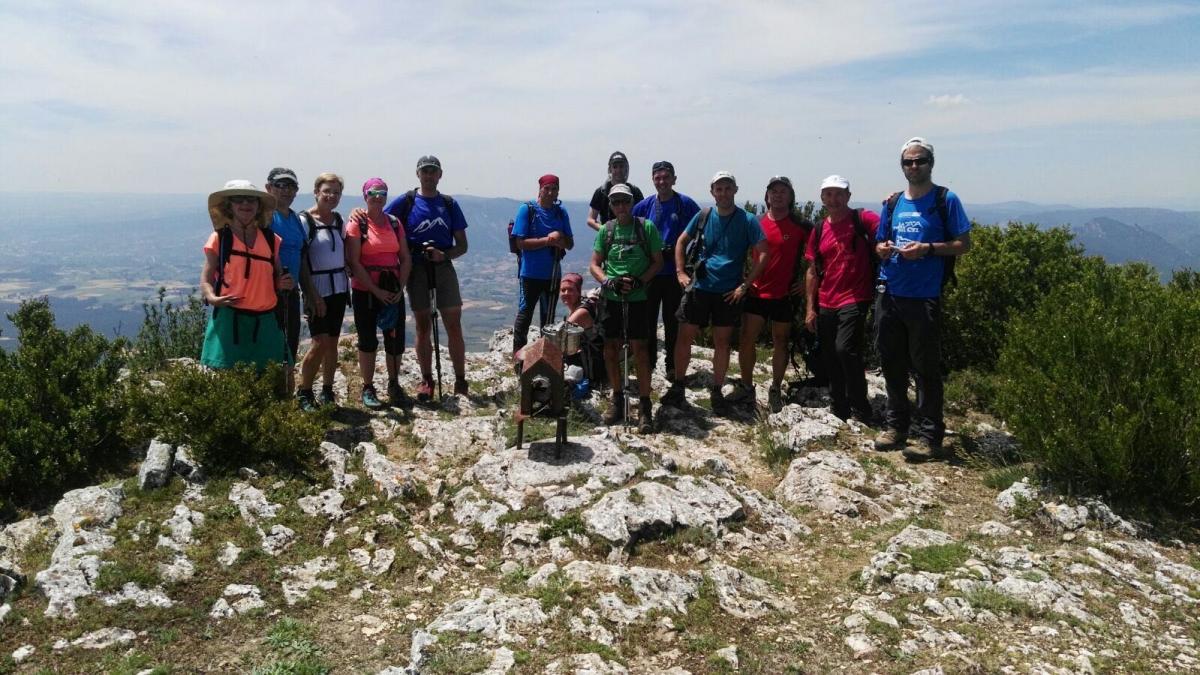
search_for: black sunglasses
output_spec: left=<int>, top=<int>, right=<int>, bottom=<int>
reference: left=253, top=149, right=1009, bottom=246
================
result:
left=901, top=157, right=932, bottom=168
left=229, top=196, right=259, bottom=205
left=271, top=181, right=299, bottom=190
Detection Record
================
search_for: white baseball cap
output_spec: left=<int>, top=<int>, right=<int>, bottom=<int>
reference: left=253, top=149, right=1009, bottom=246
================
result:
left=608, top=183, right=634, bottom=199
left=900, top=137, right=935, bottom=159
left=710, top=171, right=736, bottom=186
left=820, top=175, right=850, bottom=191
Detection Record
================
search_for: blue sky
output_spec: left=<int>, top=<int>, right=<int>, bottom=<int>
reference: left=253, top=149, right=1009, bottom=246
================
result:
left=2, top=1, right=1197, bottom=209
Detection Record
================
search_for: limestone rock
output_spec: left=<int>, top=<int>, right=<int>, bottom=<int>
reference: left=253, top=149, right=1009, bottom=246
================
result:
left=298, top=489, right=347, bottom=521
left=320, top=441, right=359, bottom=490
left=137, top=439, right=174, bottom=490
left=768, top=406, right=845, bottom=451
left=886, top=525, right=955, bottom=551
left=228, top=482, right=281, bottom=524
left=11, top=644, right=34, bottom=663
left=426, top=588, right=549, bottom=643
left=172, top=445, right=206, bottom=483
left=99, top=582, right=173, bottom=609
left=218, top=542, right=242, bottom=567
left=281, top=557, right=339, bottom=605
left=71, top=627, right=136, bottom=650
left=1037, top=502, right=1089, bottom=532
left=468, top=436, right=640, bottom=513
left=0, top=515, right=56, bottom=558
left=34, top=484, right=124, bottom=618
left=209, top=584, right=265, bottom=619
left=721, top=482, right=811, bottom=542
left=545, top=652, right=629, bottom=674
left=582, top=477, right=744, bottom=547
left=977, top=520, right=1015, bottom=537
left=713, top=645, right=739, bottom=670
left=706, top=562, right=795, bottom=619
left=995, top=479, right=1038, bottom=515
left=157, top=504, right=205, bottom=551
left=774, top=451, right=885, bottom=519
left=554, top=560, right=699, bottom=623
left=360, top=442, right=421, bottom=500
left=414, top=416, right=502, bottom=465
left=260, top=524, right=296, bottom=556
left=452, top=486, right=511, bottom=532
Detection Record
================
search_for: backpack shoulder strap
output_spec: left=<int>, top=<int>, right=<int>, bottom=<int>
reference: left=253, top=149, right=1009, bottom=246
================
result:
left=386, top=214, right=403, bottom=239
left=812, top=219, right=826, bottom=279
left=261, top=225, right=277, bottom=260
left=216, top=227, right=233, bottom=291
left=332, top=212, right=344, bottom=235
left=934, top=185, right=950, bottom=239
left=441, top=194, right=455, bottom=210
left=397, top=190, right=419, bottom=224
left=298, top=210, right=316, bottom=242
left=884, top=192, right=902, bottom=241
left=634, top=216, right=651, bottom=257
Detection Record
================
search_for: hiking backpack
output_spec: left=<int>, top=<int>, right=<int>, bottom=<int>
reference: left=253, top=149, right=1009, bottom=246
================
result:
left=297, top=210, right=347, bottom=287
left=601, top=216, right=653, bottom=260
left=508, top=201, right=566, bottom=259
left=882, top=185, right=956, bottom=290
left=810, top=208, right=878, bottom=292
left=214, top=225, right=277, bottom=296
left=682, top=207, right=713, bottom=276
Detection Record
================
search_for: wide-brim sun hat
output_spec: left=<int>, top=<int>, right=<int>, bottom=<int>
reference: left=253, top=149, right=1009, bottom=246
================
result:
left=207, top=179, right=275, bottom=231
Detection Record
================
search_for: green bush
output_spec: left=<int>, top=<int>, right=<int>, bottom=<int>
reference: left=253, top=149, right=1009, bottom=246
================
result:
left=127, top=363, right=327, bottom=474
left=994, top=262, right=1200, bottom=512
left=942, top=222, right=1092, bottom=372
left=128, top=287, right=208, bottom=372
left=0, top=299, right=134, bottom=516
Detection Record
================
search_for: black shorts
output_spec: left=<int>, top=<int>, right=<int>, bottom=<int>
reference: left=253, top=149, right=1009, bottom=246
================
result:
left=677, top=289, right=740, bottom=328
left=601, top=299, right=649, bottom=341
left=743, top=295, right=794, bottom=323
left=306, top=292, right=349, bottom=337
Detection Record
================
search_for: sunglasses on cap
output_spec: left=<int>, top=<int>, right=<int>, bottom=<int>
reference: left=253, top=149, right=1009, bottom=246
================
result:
left=901, top=157, right=932, bottom=167
left=365, top=189, right=388, bottom=198
left=229, top=196, right=259, bottom=205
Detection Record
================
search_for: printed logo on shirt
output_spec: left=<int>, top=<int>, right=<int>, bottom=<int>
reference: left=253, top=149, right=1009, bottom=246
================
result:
left=410, top=217, right=448, bottom=237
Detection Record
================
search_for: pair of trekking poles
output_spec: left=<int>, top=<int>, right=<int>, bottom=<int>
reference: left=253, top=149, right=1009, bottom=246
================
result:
left=423, top=242, right=444, bottom=401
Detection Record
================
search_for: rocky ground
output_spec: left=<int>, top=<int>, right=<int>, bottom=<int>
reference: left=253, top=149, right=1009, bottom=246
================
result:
left=2, top=331, right=1199, bottom=674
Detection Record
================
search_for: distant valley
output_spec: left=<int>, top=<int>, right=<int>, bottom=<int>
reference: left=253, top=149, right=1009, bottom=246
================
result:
left=1, top=193, right=1197, bottom=348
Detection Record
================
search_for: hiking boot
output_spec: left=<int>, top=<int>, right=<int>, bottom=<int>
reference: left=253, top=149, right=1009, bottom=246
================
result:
left=317, top=388, right=336, bottom=407
left=638, top=397, right=654, bottom=434
left=387, top=381, right=408, bottom=407
left=726, top=381, right=754, bottom=403
left=361, top=386, right=383, bottom=410
left=296, top=388, right=317, bottom=412
left=903, top=438, right=950, bottom=462
left=709, top=387, right=729, bottom=416
left=661, top=382, right=686, bottom=407
left=603, top=393, right=626, bottom=426
left=416, top=378, right=434, bottom=403
left=873, top=428, right=907, bottom=451
left=453, top=378, right=469, bottom=396
left=767, top=386, right=783, bottom=414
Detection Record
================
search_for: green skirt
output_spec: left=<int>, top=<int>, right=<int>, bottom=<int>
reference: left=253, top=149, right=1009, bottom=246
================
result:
left=200, top=306, right=291, bottom=370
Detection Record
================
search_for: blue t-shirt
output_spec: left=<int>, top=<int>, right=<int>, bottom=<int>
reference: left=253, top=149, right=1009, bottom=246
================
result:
left=876, top=188, right=971, bottom=299
left=682, top=208, right=764, bottom=293
left=271, top=209, right=306, bottom=280
left=512, top=201, right=572, bottom=280
left=632, top=192, right=701, bottom=276
left=384, top=192, right=468, bottom=263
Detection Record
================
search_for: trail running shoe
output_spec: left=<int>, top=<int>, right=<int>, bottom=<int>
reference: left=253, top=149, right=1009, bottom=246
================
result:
left=361, top=386, right=383, bottom=410
left=873, top=428, right=908, bottom=451
left=388, top=381, right=407, bottom=406
left=317, top=388, right=336, bottom=407
left=296, top=389, right=317, bottom=412
left=768, top=386, right=783, bottom=414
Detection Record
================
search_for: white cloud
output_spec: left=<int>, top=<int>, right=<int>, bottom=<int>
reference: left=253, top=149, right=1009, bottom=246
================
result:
left=927, top=94, right=971, bottom=108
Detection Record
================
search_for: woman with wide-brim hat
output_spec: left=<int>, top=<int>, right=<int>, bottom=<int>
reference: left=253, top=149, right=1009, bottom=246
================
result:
left=199, top=179, right=296, bottom=372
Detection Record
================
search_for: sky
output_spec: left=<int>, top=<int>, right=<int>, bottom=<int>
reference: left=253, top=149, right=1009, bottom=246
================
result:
left=2, top=1, right=1198, bottom=210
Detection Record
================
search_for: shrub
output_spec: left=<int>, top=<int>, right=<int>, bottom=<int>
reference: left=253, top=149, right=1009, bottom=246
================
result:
left=994, top=262, right=1200, bottom=512
left=128, top=287, right=208, bottom=372
left=0, top=299, right=135, bottom=517
left=127, top=363, right=327, bottom=474
left=942, top=223, right=1091, bottom=372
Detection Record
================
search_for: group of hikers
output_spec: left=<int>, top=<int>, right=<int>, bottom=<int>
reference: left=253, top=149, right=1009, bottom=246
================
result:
left=199, top=136, right=971, bottom=462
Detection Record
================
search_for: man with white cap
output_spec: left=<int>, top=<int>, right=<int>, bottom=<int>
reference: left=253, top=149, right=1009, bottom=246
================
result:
left=662, top=171, right=768, bottom=415
left=805, top=175, right=881, bottom=422
left=873, top=137, right=972, bottom=461
left=590, top=183, right=664, bottom=432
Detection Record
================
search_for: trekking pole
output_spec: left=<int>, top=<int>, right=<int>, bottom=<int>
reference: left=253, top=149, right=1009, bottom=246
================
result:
left=544, top=248, right=562, bottom=328
left=621, top=286, right=631, bottom=428
left=424, top=242, right=443, bottom=401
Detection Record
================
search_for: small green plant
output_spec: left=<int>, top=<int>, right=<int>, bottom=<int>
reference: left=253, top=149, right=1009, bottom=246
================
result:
left=254, top=617, right=330, bottom=675
left=755, top=424, right=792, bottom=471
left=128, top=287, right=208, bottom=373
left=965, top=587, right=1040, bottom=618
left=982, top=464, right=1032, bottom=491
left=905, top=542, right=970, bottom=573
left=125, top=363, right=328, bottom=474
left=540, top=512, right=585, bottom=541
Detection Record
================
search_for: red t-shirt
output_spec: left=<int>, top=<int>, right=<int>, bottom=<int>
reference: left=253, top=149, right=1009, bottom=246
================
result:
left=750, top=213, right=808, bottom=299
left=805, top=209, right=881, bottom=309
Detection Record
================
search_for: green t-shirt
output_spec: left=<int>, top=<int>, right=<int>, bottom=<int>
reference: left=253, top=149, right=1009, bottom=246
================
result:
left=593, top=218, right=664, bottom=302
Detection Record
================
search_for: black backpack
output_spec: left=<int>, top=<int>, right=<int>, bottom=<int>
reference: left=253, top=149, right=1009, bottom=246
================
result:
left=811, top=208, right=878, bottom=291
left=882, top=185, right=956, bottom=290
left=214, top=225, right=277, bottom=295
left=682, top=207, right=713, bottom=276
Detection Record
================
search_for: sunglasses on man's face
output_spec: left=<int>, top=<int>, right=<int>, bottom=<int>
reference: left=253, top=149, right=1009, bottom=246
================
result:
left=229, top=196, right=259, bottom=205
left=366, top=190, right=388, bottom=198
left=271, top=181, right=299, bottom=190
left=901, top=157, right=932, bottom=168
left=610, top=197, right=632, bottom=206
